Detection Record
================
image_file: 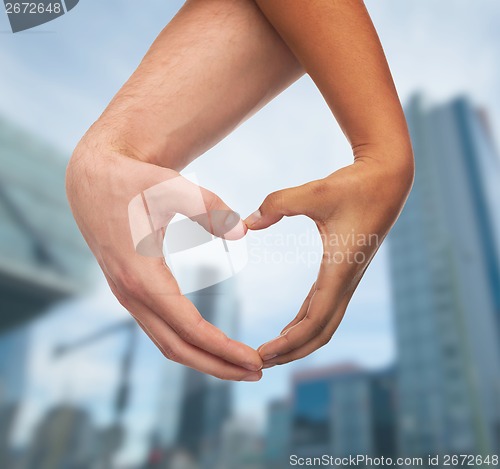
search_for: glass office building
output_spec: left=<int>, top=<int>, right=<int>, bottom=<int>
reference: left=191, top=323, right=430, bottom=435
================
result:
left=290, top=364, right=396, bottom=460
left=264, top=399, right=291, bottom=469
left=291, top=367, right=336, bottom=458
left=24, top=404, right=96, bottom=469
left=0, top=116, right=93, bottom=461
left=0, top=115, right=92, bottom=331
left=388, top=96, right=500, bottom=458
left=0, top=326, right=29, bottom=404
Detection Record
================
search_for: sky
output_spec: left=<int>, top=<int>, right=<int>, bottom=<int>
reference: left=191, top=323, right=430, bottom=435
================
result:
left=1, top=0, right=499, bottom=464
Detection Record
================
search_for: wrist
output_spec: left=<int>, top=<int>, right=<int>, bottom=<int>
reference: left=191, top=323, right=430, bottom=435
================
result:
left=81, top=117, right=156, bottom=164
left=352, top=140, right=414, bottom=194
left=67, top=127, right=115, bottom=192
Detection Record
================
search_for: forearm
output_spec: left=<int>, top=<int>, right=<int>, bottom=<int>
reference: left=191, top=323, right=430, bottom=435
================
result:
left=85, top=0, right=302, bottom=171
left=246, top=1, right=414, bottom=365
left=254, top=0, right=413, bottom=178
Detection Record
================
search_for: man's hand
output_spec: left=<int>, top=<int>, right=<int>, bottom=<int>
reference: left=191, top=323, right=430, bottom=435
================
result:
left=245, top=157, right=414, bottom=368
left=63, top=0, right=302, bottom=381
left=66, top=133, right=263, bottom=381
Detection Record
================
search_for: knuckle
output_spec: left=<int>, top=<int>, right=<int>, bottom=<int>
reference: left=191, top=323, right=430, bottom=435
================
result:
left=277, top=332, right=294, bottom=354
left=318, top=331, right=333, bottom=347
left=204, top=191, right=221, bottom=213
left=219, top=334, right=232, bottom=357
left=305, top=314, right=330, bottom=336
left=115, top=270, right=143, bottom=299
left=265, top=191, right=283, bottom=212
left=279, top=331, right=292, bottom=346
left=113, top=289, right=132, bottom=309
left=107, top=281, right=131, bottom=309
left=177, top=326, right=194, bottom=343
left=160, top=342, right=180, bottom=363
left=177, top=316, right=203, bottom=343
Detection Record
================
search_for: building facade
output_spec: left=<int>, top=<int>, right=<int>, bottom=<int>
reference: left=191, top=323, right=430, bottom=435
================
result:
left=388, top=96, right=500, bottom=458
left=219, top=417, right=264, bottom=469
left=24, top=404, right=96, bottom=469
left=290, top=364, right=397, bottom=462
left=264, top=399, right=291, bottom=469
left=0, top=116, right=93, bottom=465
left=155, top=271, right=240, bottom=469
left=0, top=116, right=92, bottom=331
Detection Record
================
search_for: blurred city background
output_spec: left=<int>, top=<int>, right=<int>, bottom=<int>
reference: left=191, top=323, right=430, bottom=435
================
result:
left=1, top=1, right=499, bottom=468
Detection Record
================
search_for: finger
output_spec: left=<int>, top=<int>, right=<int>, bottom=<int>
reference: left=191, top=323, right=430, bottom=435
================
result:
left=148, top=293, right=263, bottom=372
left=244, top=181, right=322, bottom=230
left=130, top=175, right=246, bottom=257
left=108, top=255, right=263, bottom=372
left=105, top=272, right=262, bottom=381
left=258, top=281, right=339, bottom=360
left=260, top=249, right=368, bottom=363
left=263, top=293, right=352, bottom=368
left=132, top=258, right=264, bottom=372
left=130, top=299, right=262, bottom=382
left=196, top=186, right=247, bottom=240
left=279, top=282, right=316, bottom=335
left=258, top=244, right=352, bottom=360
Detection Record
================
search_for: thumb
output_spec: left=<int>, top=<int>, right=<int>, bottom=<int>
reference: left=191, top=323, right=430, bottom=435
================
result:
left=147, top=175, right=246, bottom=240
left=244, top=182, right=318, bottom=230
left=129, top=175, right=246, bottom=257
left=195, top=186, right=247, bottom=240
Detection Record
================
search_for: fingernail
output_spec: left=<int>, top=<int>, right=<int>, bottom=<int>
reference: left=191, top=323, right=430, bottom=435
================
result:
left=263, top=363, right=276, bottom=369
left=242, top=373, right=261, bottom=382
left=262, top=353, right=278, bottom=361
left=224, top=211, right=240, bottom=229
left=244, top=362, right=263, bottom=372
left=245, top=209, right=261, bottom=227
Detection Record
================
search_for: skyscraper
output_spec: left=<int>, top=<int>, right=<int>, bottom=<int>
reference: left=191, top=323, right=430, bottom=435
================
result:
left=219, top=417, right=264, bottom=469
left=154, top=270, right=240, bottom=469
left=264, top=399, right=291, bottom=469
left=290, top=364, right=396, bottom=461
left=0, top=326, right=29, bottom=404
left=388, top=96, right=500, bottom=458
left=0, top=116, right=92, bottom=332
left=0, top=116, right=93, bottom=462
left=0, top=326, right=30, bottom=466
left=24, top=404, right=96, bottom=469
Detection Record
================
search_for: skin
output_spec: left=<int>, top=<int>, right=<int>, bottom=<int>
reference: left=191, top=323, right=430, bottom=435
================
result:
left=66, top=0, right=414, bottom=380
left=246, top=0, right=414, bottom=367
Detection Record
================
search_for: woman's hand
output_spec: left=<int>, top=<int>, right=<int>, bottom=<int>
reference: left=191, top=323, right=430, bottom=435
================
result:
left=245, top=156, right=414, bottom=368
left=245, top=0, right=416, bottom=367
left=66, top=131, right=263, bottom=381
